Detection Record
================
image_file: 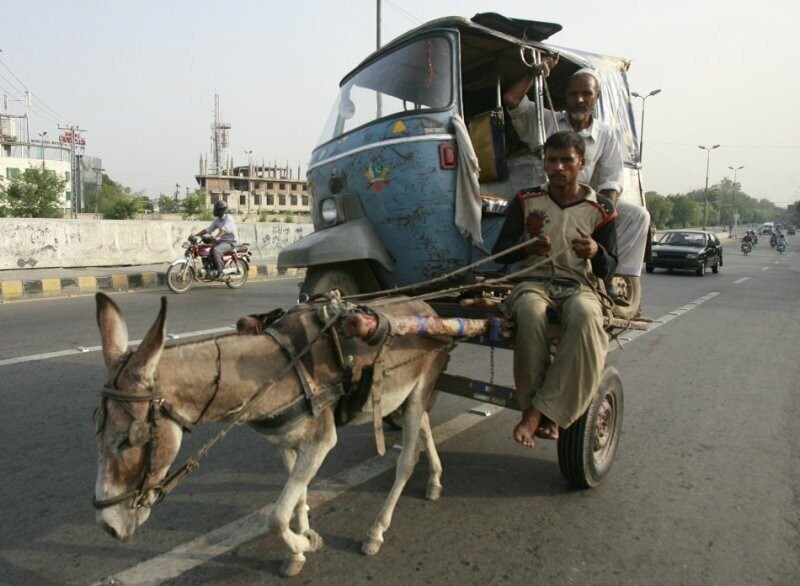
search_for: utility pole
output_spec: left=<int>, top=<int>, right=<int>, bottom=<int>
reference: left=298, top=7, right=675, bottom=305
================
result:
left=698, top=144, right=720, bottom=229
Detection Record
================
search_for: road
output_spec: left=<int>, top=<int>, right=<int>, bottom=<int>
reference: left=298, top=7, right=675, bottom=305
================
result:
left=1, top=242, right=798, bottom=585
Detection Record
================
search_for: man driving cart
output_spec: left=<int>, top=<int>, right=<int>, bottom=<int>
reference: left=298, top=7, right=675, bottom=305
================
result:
left=492, top=131, right=618, bottom=448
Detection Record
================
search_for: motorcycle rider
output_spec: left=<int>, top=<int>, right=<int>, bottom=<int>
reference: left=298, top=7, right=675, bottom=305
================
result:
left=776, top=232, right=787, bottom=250
left=741, top=231, right=753, bottom=254
left=194, top=201, right=238, bottom=279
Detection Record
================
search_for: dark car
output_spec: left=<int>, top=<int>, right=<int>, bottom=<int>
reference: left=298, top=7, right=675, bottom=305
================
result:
left=646, top=229, right=723, bottom=277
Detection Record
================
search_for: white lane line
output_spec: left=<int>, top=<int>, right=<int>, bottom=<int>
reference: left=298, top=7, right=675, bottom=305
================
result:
left=98, top=291, right=722, bottom=584
left=93, top=407, right=503, bottom=586
left=762, top=266, right=770, bottom=270
left=0, top=326, right=235, bottom=367
left=733, top=277, right=750, bottom=284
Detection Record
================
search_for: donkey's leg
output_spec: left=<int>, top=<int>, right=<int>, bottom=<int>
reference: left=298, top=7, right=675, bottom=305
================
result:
left=419, top=411, right=443, bottom=501
left=278, top=449, right=311, bottom=535
left=362, top=385, right=425, bottom=556
left=270, top=413, right=337, bottom=577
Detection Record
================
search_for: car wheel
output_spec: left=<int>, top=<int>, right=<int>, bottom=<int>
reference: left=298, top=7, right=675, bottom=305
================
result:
left=712, top=258, right=720, bottom=273
left=645, top=264, right=654, bottom=274
left=696, top=261, right=706, bottom=277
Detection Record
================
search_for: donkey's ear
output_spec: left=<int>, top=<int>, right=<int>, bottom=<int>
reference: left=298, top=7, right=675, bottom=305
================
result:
left=96, top=293, right=128, bottom=369
left=127, top=296, right=168, bottom=383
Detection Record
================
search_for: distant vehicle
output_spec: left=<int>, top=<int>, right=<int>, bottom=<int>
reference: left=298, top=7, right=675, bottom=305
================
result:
left=788, top=226, right=796, bottom=235
left=646, top=229, right=723, bottom=277
left=761, top=222, right=774, bottom=235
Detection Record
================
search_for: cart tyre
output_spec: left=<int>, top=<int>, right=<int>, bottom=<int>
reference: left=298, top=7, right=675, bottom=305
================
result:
left=557, top=366, right=623, bottom=488
left=610, top=275, right=641, bottom=320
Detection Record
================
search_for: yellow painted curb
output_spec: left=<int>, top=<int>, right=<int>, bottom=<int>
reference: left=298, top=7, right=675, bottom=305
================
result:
left=1, top=280, right=23, bottom=299
left=78, top=276, right=97, bottom=292
left=111, top=274, right=128, bottom=290
left=41, top=278, right=62, bottom=296
left=141, top=273, right=158, bottom=287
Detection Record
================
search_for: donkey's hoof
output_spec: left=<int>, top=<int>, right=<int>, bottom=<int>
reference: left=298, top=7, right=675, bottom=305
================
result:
left=304, top=529, right=324, bottom=552
left=426, top=483, right=442, bottom=501
left=280, top=556, right=306, bottom=578
left=361, top=536, right=384, bottom=556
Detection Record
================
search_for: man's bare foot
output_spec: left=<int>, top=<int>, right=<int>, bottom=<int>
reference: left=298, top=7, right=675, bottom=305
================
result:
left=513, top=407, right=543, bottom=448
left=535, top=416, right=559, bottom=440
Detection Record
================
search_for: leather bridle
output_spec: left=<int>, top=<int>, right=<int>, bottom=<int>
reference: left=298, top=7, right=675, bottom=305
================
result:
left=92, top=350, right=196, bottom=511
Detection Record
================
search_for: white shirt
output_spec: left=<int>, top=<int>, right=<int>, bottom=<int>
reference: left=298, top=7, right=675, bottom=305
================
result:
left=206, top=214, right=238, bottom=242
left=508, top=95, right=624, bottom=194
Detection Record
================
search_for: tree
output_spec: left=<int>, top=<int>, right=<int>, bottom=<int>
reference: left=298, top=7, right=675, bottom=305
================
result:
left=669, top=196, right=700, bottom=228
left=96, top=175, right=145, bottom=219
left=645, top=193, right=673, bottom=229
left=181, top=190, right=207, bottom=219
left=157, top=194, right=180, bottom=213
left=0, top=166, right=66, bottom=218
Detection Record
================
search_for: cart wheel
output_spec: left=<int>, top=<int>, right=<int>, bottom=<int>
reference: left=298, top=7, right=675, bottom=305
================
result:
left=557, top=366, right=623, bottom=488
left=610, top=275, right=641, bottom=320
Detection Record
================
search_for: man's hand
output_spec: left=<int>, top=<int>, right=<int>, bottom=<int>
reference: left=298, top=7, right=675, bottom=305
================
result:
left=524, top=235, right=552, bottom=256
left=571, top=227, right=598, bottom=259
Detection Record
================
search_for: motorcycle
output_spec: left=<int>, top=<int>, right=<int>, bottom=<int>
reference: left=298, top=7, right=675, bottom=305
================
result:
left=777, top=241, right=786, bottom=254
left=166, top=235, right=252, bottom=293
left=741, top=240, right=752, bottom=255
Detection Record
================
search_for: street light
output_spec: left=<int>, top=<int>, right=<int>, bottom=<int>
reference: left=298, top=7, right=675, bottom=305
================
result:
left=698, top=144, right=720, bottom=229
left=37, top=131, right=48, bottom=163
left=244, top=150, right=253, bottom=217
left=631, top=89, right=661, bottom=163
left=728, top=165, right=744, bottom=236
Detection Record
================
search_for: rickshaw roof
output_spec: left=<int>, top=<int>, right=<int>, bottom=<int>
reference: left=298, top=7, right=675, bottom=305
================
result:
left=346, top=12, right=631, bottom=86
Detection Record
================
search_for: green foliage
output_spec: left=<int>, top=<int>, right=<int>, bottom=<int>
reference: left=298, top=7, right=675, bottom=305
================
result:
left=181, top=190, right=207, bottom=219
left=644, top=193, right=673, bottom=229
left=0, top=166, right=65, bottom=218
left=259, top=211, right=269, bottom=222
left=157, top=194, right=180, bottom=213
left=101, top=192, right=142, bottom=219
left=669, top=196, right=700, bottom=228
left=284, top=214, right=294, bottom=223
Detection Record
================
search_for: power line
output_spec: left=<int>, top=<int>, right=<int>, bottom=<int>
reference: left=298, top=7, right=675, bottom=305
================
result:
left=0, top=55, right=71, bottom=124
left=385, top=0, right=423, bottom=25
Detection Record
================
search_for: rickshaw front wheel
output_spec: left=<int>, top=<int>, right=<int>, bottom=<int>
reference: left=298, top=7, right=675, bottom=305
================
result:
left=300, top=262, right=378, bottom=299
left=557, top=366, right=623, bottom=488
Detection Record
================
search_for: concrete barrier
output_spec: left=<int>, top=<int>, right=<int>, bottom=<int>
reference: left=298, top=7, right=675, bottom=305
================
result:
left=0, top=218, right=314, bottom=270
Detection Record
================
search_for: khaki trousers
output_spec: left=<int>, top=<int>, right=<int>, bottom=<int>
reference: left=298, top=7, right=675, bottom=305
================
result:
left=508, top=281, right=608, bottom=428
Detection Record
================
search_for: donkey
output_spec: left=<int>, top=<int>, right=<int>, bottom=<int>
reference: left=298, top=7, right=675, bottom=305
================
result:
left=92, top=292, right=452, bottom=577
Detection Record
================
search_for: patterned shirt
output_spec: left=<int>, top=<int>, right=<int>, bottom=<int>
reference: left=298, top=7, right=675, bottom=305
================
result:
left=492, top=183, right=618, bottom=283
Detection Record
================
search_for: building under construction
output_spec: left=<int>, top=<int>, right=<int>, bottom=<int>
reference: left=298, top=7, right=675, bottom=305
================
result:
left=194, top=95, right=309, bottom=217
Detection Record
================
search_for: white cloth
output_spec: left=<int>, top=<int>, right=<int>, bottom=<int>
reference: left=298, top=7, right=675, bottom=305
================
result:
left=615, top=199, right=650, bottom=276
left=452, top=115, right=483, bottom=245
left=508, top=96, right=624, bottom=194
left=206, top=214, right=238, bottom=242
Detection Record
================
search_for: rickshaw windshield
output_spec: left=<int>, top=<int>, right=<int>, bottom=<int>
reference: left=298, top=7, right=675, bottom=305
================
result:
left=317, top=36, right=453, bottom=146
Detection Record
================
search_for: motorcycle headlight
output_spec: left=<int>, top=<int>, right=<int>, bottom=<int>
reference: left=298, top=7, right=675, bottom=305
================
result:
left=320, top=198, right=338, bottom=225
left=686, top=253, right=698, bottom=259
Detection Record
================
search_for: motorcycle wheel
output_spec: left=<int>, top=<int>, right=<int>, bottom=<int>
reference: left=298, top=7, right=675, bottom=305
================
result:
left=166, top=261, right=195, bottom=294
left=224, top=258, right=249, bottom=289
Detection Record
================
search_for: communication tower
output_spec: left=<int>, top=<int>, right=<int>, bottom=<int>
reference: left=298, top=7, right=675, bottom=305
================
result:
left=210, top=94, right=231, bottom=175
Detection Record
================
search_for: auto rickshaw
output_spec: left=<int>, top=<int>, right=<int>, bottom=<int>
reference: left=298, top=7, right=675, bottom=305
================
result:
left=279, top=12, right=649, bottom=487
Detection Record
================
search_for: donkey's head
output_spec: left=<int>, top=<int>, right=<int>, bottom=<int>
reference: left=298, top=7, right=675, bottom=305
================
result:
left=93, top=293, right=184, bottom=542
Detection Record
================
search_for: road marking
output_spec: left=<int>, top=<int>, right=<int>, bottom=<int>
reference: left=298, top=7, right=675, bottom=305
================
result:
left=94, top=291, right=722, bottom=584
left=733, top=277, right=750, bottom=284
left=762, top=266, right=770, bottom=270
left=0, top=326, right=236, bottom=368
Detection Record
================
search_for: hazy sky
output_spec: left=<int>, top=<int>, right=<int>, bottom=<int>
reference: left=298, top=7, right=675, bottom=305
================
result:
left=2, top=0, right=798, bottom=206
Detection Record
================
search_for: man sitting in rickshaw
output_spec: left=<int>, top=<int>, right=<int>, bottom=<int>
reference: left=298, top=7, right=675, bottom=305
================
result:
left=492, top=131, right=618, bottom=447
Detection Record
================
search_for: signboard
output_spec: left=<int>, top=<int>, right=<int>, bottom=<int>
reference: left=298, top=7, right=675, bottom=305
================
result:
left=59, top=131, right=86, bottom=147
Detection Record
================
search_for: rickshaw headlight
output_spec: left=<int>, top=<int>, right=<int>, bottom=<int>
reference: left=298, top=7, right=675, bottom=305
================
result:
left=321, top=199, right=338, bottom=225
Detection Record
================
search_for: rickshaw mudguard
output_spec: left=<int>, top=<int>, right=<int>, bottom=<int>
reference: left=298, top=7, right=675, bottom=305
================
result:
left=277, top=218, right=395, bottom=272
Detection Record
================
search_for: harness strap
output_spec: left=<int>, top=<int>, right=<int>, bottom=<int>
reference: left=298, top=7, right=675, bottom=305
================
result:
left=264, top=326, right=326, bottom=417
